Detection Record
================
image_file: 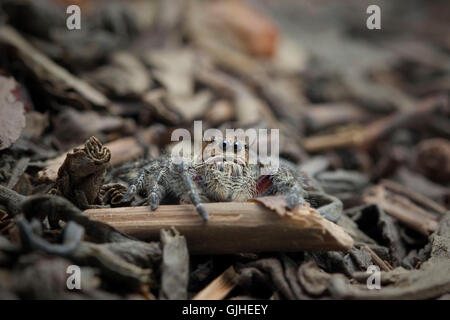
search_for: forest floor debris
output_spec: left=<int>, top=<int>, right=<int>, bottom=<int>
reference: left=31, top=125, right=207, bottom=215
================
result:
left=0, top=0, right=449, bottom=300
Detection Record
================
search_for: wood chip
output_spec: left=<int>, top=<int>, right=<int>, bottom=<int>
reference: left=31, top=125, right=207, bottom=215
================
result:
left=193, top=266, right=238, bottom=300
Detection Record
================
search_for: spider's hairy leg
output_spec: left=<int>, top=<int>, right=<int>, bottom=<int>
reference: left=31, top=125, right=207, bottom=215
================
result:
left=174, top=161, right=209, bottom=222
left=267, top=167, right=306, bottom=210
left=146, top=166, right=168, bottom=210
left=120, top=169, right=146, bottom=204
left=284, top=185, right=305, bottom=209
left=306, top=191, right=343, bottom=222
left=119, top=159, right=169, bottom=210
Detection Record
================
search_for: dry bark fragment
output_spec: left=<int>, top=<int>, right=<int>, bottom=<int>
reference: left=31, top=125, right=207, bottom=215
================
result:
left=380, top=180, right=447, bottom=217
left=159, top=228, right=189, bottom=300
left=328, top=214, right=450, bottom=300
left=0, top=76, right=26, bottom=150
left=345, top=204, right=406, bottom=267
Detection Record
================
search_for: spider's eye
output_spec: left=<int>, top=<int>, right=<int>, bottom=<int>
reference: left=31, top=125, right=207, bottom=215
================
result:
left=222, top=140, right=230, bottom=151
left=234, top=141, right=242, bottom=152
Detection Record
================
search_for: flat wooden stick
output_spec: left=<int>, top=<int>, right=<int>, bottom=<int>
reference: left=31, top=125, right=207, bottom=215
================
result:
left=193, top=266, right=238, bottom=300
left=84, top=202, right=354, bottom=254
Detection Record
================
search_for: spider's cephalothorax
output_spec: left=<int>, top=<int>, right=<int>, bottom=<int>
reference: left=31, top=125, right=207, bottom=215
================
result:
left=113, top=137, right=342, bottom=222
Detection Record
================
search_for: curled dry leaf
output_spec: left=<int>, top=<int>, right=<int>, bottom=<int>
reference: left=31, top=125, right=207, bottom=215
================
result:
left=38, top=126, right=163, bottom=183
left=52, top=136, right=111, bottom=209
left=248, top=195, right=297, bottom=217
left=0, top=76, right=26, bottom=150
left=100, top=183, right=130, bottom=207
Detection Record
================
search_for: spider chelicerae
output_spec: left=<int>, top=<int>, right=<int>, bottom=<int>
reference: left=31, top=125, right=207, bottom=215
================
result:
left=112, top=135, right=342, bottom=222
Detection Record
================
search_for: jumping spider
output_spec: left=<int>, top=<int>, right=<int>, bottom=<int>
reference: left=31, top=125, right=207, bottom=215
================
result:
left=113, top=136, right=342, bottom=222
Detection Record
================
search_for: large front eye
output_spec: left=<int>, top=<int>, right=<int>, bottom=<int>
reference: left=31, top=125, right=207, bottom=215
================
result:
left=234, top=141, right=242, bottom=152
left=222, top=140, right=230, bottom=151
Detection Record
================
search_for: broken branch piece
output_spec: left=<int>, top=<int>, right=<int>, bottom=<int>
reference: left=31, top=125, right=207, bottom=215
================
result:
left=193, top=266, right=238, bottom=300
left=85, top=202, right=354, bottom=254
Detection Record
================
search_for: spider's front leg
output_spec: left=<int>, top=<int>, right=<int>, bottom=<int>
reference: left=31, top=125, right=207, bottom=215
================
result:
left=173, top=160, right=209, bottom=222
left=267, top=167, right=307, bottom=210
left=267, top=166, right=343, bottom=221
left=120, top=160, right=169, bottom=210
left=305, top=191, right=343, bottom=222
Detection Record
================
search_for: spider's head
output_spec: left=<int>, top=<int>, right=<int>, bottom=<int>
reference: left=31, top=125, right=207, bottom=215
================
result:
left=198, top=136, right=256, bottom=201
left=201, top=137, right=250, bottom=176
